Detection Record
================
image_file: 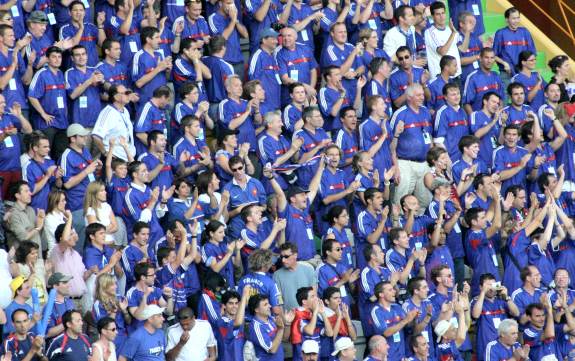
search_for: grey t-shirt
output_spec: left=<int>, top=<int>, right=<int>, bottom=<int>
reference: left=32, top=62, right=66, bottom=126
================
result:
left=273, top=262, right=317, bottom=310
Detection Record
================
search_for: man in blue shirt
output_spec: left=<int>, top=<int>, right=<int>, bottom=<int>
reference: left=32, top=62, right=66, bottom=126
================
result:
left=493, top=7, right=536, bottom=78
left=60, top=124, right=101, bottom=250
left=172, top=0, right=210, bottom=44
left=485, top=319, right=530, bottom=361
left=425, top=55, right=457, bottom=114
left=248, top=28, right=282, bottom=113
left=28, top=46, right=68, bottom=160
left=266, top=155, right=324, bottom=262
left=502, top=82, right=537, bottom=126
left=203, top=36, right=235, bottom=115
left=132, top=26, right=171, bottom=112
left=245, top=0, right=282, bottom=53
left=433, top=83, right=469, bottom=161
left=247, top=294, right=287, bottom=361
left=107, top=0, right=141, bottom=67
left=318, top=66, right=352, bottom=132
left=64, top=45, right=104, bottom=128
left=390, top=46, right=429, bottom=108
left=457, top=11, right=483, bottom=83
left=59, top=1, right=103, bottom=67
left=46, top=310, right=92, bottom=361
left=96, top=39, right=131, bottom=96
left=365, top=57, right=393, bottom=119
left=492, top=124, right=531, bottom=194
left=390, top=82, right=433, bottom=207
left=370, top=281, right=419, bottom=361
left=2, top=308, right=44, bottom=361
left=134, top=86, right=171, bottom=156
left=24, top=132, right=62, bottom=211
left=469, top=92, right=505, bottom=167
left=523, top=302, right=562, bottom=360
left=119, top=305, right=166, bottom=361
left=360, top=95, right=393, bottom=181
left=463, top=47, right=505, bottom=114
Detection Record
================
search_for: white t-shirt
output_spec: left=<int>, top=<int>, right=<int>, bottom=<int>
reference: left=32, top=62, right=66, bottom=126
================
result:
left=166, top=321, right=216, bottom=361
left=424, top=25, right=462, bottom=78
left=198, top=192, right=225, bottom=224
left=85, top=203, right=115, bottom=244
left=92, top=105, right=136, bottom=161
left=0, top=249, right=12, bottom=308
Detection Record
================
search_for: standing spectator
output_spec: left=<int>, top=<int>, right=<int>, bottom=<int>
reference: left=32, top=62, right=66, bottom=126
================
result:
left=425, top=55, right=457, bottom=114
left=365, top=58, right=393, bottom=119
left=318, top=66, right=352, bottom=132
left=463, top=48, right=505, bottom=114
left=6, top=181, right=45, bottom=251
left=244, top=0, right=283, bottom=53
left=469, top=92, right=504, bottom=166
left=172, top=0, right=210, bottom=44
left=484, top=319, right=530, bottom=361
left=96, top=39, right=131, bottom=95
left=433, top=83, right=469, bottom=161
left=317, top=238, right=358, bottom=306
left=92, top=84, right=136, bottom=162
left=165, top=307, right=217, bottom=361
left=119, top=305, right=167, bottom=361
left=457, top=11, right=483, bottom=83
left=248, top=28, right=281, bottom=113
left=383, top=6, right=417, bottom=62
left=424, top=2, right=461, bottom=80
left=2, top=308, right=44, bottom=361
left=448, top=0, right=485, bottom=36
left=45, top=273, right=76, bottom=339
left=201, top=220, right=244, bottom=289
left=64, top=45, right=104, bottom=129
left=433, top=295, right=469, bottom=361
left=548, top=55, right=575, bottom=103
left=492, top=125, right=531, bottom=194
left=207, top=0, right=247, bottom=78
left=132, top=26, right=172, bottom=111
left=28, top=46, right=68, bottom=160
left=493, top=7, right=536, bottom=79
left=59, top=1, right=104, bottom=67
left=523, top=302, right=562, bottom=360
left=83, top=181, right=123, bottom=246
left=46, top=310, right=92, bottom=361
left=138, top=131, right=179, bottom=191
left=23, top=131, right=62, bottom=211
left=107, top=0, right=140, bottom=67
left=3, top=276, right=36, bottom=337
left=247, top=294, right=290, bottom=361
left=60, top=124, right=101, bottom=250
left=512, top=51, right=546, bottom=110
left=202, top=36, right=235, bottom=114
left=389, top=46, right=429, bottom=108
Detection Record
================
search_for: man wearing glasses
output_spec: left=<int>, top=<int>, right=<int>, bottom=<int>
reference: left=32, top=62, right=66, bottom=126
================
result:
left=92, top=84, right=136, bottom=162
left=273, top=243, right=317, bottom=311
left=390, top=46, right=429, bottom=108
left=222, top=155, right=266, bottom=240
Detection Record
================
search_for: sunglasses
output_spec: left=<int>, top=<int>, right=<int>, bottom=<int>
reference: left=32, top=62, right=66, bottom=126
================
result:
left=231, top=165, right=244, bottom=172
left=398, top=55, right=411, bottom=60
left=280, top=254, right=293, bottom=259
left=106, top=327, right=117, bottom=331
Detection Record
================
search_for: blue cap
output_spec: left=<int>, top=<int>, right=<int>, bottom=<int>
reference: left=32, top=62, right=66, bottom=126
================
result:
left=259, top=28, right=279, bottom=42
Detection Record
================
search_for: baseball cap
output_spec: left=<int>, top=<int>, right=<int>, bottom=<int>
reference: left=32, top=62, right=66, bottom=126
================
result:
left=259, top=28, right=278, bottom=42
left=28, top=11, right=48, bottom=24
left=217, top=128, right=239, bottom=145
left=430, top=177, right=451, bottom=192
left=10, top=276, right=27, bottom=297
left=286, top=186, right=307, bottom=200
left=140, top=304, right=165, bottom=319
left=434, top=319, right=453, bottom=343
left=302, top=340, right=319, bottom=354
left=331, top=337, right=354, bottom=356
left=47, top=272, right=73, bottom=287
left=66, top=123, right=90, bottom=137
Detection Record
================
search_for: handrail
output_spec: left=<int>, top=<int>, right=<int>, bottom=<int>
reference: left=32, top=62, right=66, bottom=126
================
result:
left=523, top=0, right=575, bottom=46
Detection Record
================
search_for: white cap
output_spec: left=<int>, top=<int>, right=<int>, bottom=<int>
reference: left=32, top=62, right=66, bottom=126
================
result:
left=140, top=304, right=165, bottom=319
left=331, top=337, right=354, bottom=356
left=301, top=340, right=319, bottom=354
left=434, top=319, right=452, bottom=343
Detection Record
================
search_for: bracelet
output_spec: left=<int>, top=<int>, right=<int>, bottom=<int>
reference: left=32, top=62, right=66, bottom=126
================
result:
left=384, top=180, right=391, bottom=186
left=98, top=27, right=104, bottom=29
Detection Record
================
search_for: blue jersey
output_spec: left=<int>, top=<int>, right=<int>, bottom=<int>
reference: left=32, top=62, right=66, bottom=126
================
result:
left=512, top=71, right=546, bottom=110
left=107, top=174, right=130, bottom=216
left=436, top=340, right=463, bottom=361
left=59, top=22, right=99, bottom=66
left=240, top=226, right=275, bottom=269
left=457, top=32, right=482, bottom=82
left=202, top=241, right=236, bottom=288
left=283, top=103, right=303, bottom=136
left=402, top=298, right=436, bottom=357
left=245, top=0, right=283, bottom=52
left=120, top=326, right=165, bottom=361
left=219, top=98, right=257, bottom=151
left=485, top=340, right=524, bottom=361
left=359, top=265, right=392, bottom=335
left=433, top=104, right=469, bottom=161
left=528, top=242, right=556, bottom=288
left=238, top=272, right=282, bottom=308
left=469, top=110, right=501, bottom=166
left=356, top=210, right=390, bottom=268
left=317, top=261, right=352, bottom=305
left=223, top=176, right=266, bottom=239
left=247, top=316, right=284, bottom=361
left=172, top=56, right=207, bottom=103
left=538, top=103, right=556, bottom=137
left=359, top=117, right=393, bottom=178
left=470, top=297, right=509, bottom=361
left=207, top=12, right=243, bottom=64
left=202, top=56, right=234, bottom=103
left=426, top=76, right=449, bottom=112
left=452, top=157, right=488, bottom=193
left=121, top=244, right=146, bottom=289
left=389, top=66, right=425, bottom=103
left=47, top=299, right=75, bottom=330
left=553, top=239, right=575, bottom=289
left=134, top=102, right=168, bottom=155
left=364, top=78, right=393, bottom=119
left=248, top=48, right=282, bottom=111
left=131, top=49, right=167, bottom=110
left=64, top=66, right=102, bottom=127
left=171, top=101, right=200, bottom=144
left=492, top=145, right=529, bottom=194
left=360, top=48, right=390, bottom=75
left=493, top=27, right=536, bottom=75
left=503, top=230, right=530, bottom=293
left=172, top=136, right=208, bottom=179
left=83, top=244, right=114, bottom=271
left=503, top=104, right=534, bottom=126
left=370, top=303, right=407, bottom=360
left=156, top=264, right=188, bottom=312
left=425, top=245, right=454, bottom=293
left=46, top=332, right=92, bottom=361
left=125, top=286, right=163, bottom=332
left=448, top=0, right=484, bottom=35
left=24, top=158, right=56, bottom=211
left=27, top=32, right=53, bottom=69
left=92, top=298, right=128, bottom=351
left=427, top=199, right=464, bottom=257
left=214, top=315, right=245, bottom=361
left=465, top=229, right=500, bottom=296
left=2, top=333, right=38, bottom=361
left=275, top=44, right=318, bottom=106
left=28, top=67, right=68, bottom=130
left=257, top=131, right=291, bottom=192
left=162, top=0, right=185, bottom=28
left=556, top=124, right=575, bottom=183
left=386, top=248, right=420, bottom=288
left=0, top=117, right=21, bottom=172
left=286, top=4, right=315, bottom=49
left=198, top=291, right=222, bottom=325
left=293, top=127, right=330, bottom=187
left=107, top=15, right=141, bottom=67
left=138, top=151, right=178, bottom=191
left=463, top=69, right=505, bottom=111
left=4, top=2, right=25, bottom=39
left=319, top=85, right=351, bottom=131
left=390, top=105, right=433, bottom=162
left=60, top=147, right=95, bottom=211
left=96, top=60, right=130, bottom=89
left=320, top=40, right=362, bottom=108
left=176, top=15, right=209, bottom=42
left=334, top=128, right=359, bottom=182
left=2, top=302, right=35, bottom=338
left=0, top=49, right=27, bottom=111
left=325, top=226, right=354, bottom=269
left=281, top=202, right=315, bottom=261
left=523, top=324, right=562, bottom=361
left=511, top=287, right=543, bottom=317
left=318, top=168, right=349, bottom=231
left=124, top=182, right=165, bottom=244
